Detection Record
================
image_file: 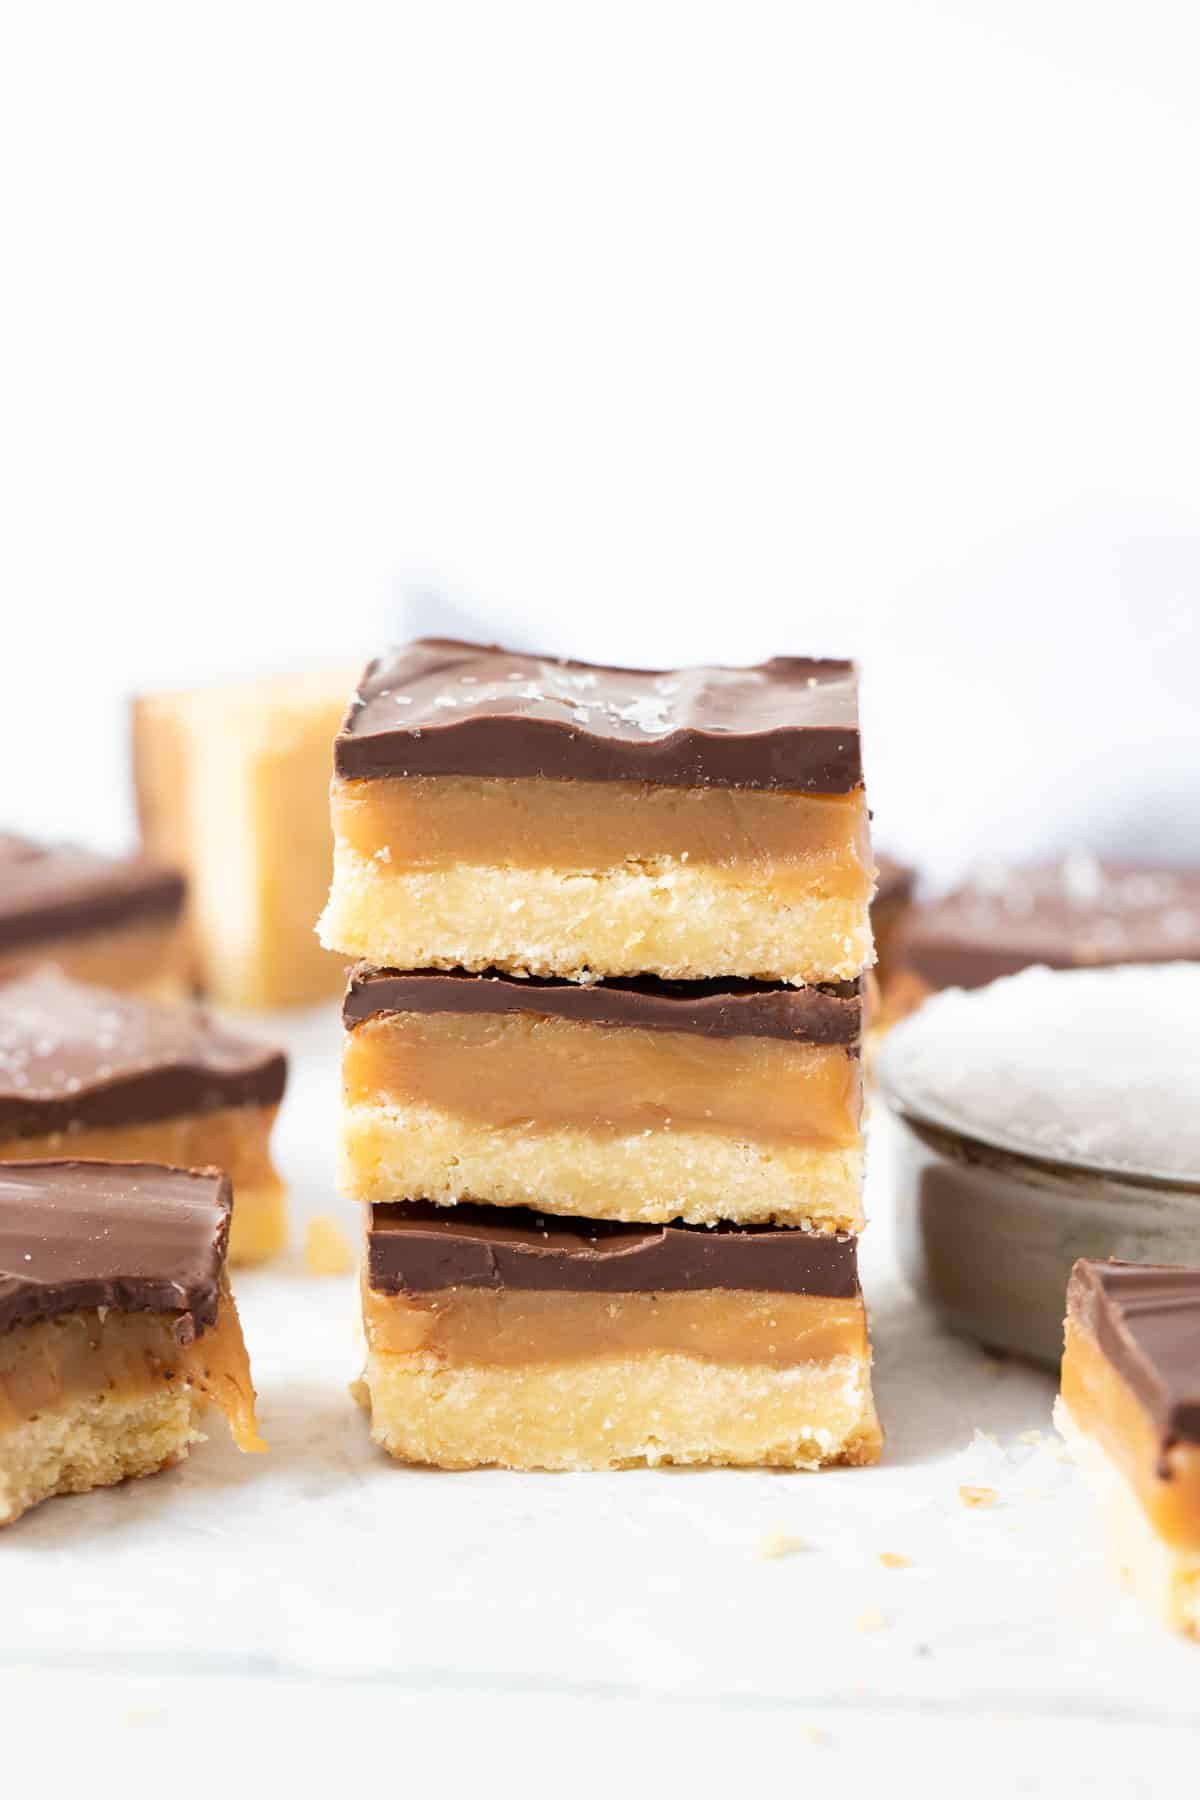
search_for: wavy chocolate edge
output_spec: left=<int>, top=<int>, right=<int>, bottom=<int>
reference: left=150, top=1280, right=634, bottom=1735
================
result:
left=0, top=967, right=287, bottom=1141
left=0, top=833, right=185, bottom=954
left=1068, top=1259, right=1200, bottom=1446
left=334, top=638, right=862, bottom=791
left=897, top=860, right=1200, bottom=991
left=0, top=1161, right=230, bottom=1338
left=368, top=1200, right=861, bottom=1298
left=343, top=964, right=863, bottom=1047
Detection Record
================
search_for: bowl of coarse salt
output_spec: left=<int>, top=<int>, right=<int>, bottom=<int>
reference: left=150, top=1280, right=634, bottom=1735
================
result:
left=876, top=962, right=1200, bottom=1366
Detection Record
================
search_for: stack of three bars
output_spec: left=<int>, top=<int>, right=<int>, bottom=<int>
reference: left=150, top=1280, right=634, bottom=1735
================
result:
left=321, top=640, right=882, bottom=1470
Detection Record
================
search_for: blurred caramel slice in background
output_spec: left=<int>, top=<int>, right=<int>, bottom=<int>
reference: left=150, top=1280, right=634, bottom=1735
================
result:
left=133, top=668, right=357, bottom=1009
left=0, top=832, right=187, bottom=1000
left=886, top=855, right=1200, bottom=1022
left=869, top=853, right=915, bottom=993
left=340, top=966, right=865, bottom=1232
left=0, top=1162, right=263, bottom=1528
left=0, top=967, right=287, bottom=1263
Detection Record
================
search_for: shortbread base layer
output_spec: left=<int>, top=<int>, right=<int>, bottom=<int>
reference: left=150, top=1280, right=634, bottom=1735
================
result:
left=321, top=851, right=872, bottom=985
left=0, top=919, right=189, bottom=1003
left=0, top=1105, right=287, bottom=1266
left=341, top=1099, right=864, bottom=1230
left=0, top=1291, right=263, bottom=1526
left=0, top=1388, right=204, bottom=1527
left=1055, top=1398, right=1200, bottom=1639
left=359, top=1347, right=880, bottom=1472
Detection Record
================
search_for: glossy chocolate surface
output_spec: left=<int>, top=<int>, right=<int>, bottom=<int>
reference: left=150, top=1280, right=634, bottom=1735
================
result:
left=1069, top=1260, right=1200, bottom=1446
left=0, top=832, right=185, bottom=952
left=0, top=966, right=286, bottom=1141
left=335, top=639, right=862, bottom=791
left=344, top=965, right=862, bottom=1047
left=898, top=857, right=1200, bottom=991
left=368, top=1200, right=861, bottom=1297
left=0, top=1161, right=230, bottom=1338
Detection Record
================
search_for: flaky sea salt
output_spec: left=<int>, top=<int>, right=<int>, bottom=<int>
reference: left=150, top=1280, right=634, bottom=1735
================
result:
left=878, top=962, right=1200, bottom=1180
left=612, top=696, right=671, bottom=734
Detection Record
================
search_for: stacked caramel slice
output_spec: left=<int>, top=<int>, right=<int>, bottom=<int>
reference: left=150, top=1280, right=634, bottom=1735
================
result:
left=322, top=638, right=881, bottom=1470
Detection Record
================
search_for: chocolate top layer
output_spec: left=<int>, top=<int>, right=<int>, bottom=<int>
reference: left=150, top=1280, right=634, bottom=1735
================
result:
left=368, top=1201, right=860, bottom=1297
left=343, top=964, right=862, bottom=1047
left=0, top=1161, right=230, bottom=1339
left=1068, top=1260, right=1200, bottom=1447
left=0, top=966, right=287, bottom=1141
left=0, top=832, right=185, bottom=954
left=898, top=857, right=1200, bottom=991
left=335, top=638, right=862, bottom=792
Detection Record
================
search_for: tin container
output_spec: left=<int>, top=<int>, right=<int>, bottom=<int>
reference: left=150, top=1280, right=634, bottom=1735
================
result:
left=876, top=962, right=1200, bottom=1367
left=880, top=1102, right=1200, bottom=1367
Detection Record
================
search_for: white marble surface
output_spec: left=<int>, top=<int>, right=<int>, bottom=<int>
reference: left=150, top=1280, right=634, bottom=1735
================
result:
left=2, top=1004, right=1197, bottom=1799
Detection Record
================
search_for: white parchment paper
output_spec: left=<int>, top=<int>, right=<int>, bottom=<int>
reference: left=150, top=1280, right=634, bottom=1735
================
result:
left=2, top=1004, right=1196, bottom=1799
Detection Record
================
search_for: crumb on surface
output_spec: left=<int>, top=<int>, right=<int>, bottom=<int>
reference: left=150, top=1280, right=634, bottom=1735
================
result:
left=959, top=1484, right=999, bottom=1509
left=879, top=1551, right=912, bottom=1569
left=799, top=1724, right=825, bottom=1746
left=304, top=1215, right=356, bottom=1276
left=757, top=1527, right=807, bottom=1560
left=121, top=1707, right=166, bottom=1727
left=1017, top=1429, right=1044, bottom=1444
left=854, top=1608, right=887, bottom=1632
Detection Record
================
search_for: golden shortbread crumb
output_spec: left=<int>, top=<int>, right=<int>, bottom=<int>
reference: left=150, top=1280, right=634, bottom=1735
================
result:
left=757, top=1528, right=807, bottom=1559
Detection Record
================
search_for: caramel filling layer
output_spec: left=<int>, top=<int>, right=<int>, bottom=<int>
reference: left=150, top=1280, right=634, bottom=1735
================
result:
left=0, top=920, right=189, bottom=999
left=345, top=1012, right=860, bottom=1150
left=0, top=1103, right=280, bottom=1186
left=1062, top=1318, right=1200, bottom=1549
left=0, top=1280, right=264, bottom=1453
left=333, top=774, right=871, bottom=898
left=363, top=1283, right=868, bottom=1370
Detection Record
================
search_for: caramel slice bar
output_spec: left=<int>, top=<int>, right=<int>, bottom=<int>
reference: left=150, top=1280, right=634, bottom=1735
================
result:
left=0, top=832, right=186, bottom=1000
left=894, top=857, right=1200, bottom=1008
left=319, top=640, right=874, bottom=985
left=133, top=668, right=356, bottom=1008
left=341, top=966, right=864, bottom=1231
left=0, top=1161, right=263, bottom=1527
left=359, top=1202, right=881, bottom=1471
left=870, top=853, right=915, bottom=993
left=0, top=967, right=287, bottom=1263
left=1056, top=1260, right=1200, bottom=1638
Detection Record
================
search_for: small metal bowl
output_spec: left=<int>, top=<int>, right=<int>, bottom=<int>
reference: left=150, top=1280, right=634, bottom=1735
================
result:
left=878, top=1104, right=1200, bottom=1367
left=876, top=964, right=1200, bottom=1367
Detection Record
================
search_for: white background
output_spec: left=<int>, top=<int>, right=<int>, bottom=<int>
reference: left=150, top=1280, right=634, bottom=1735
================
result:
left=2, top=10, right=1200, bottom=1794
left=1, top=1, right=1198, bottom=880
